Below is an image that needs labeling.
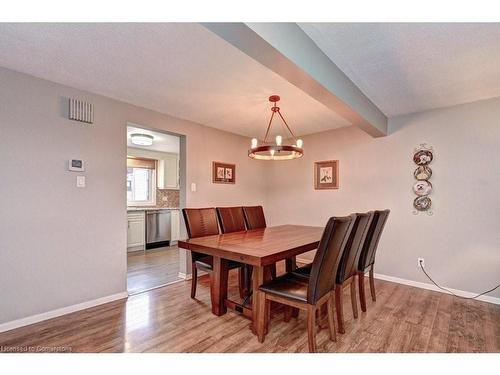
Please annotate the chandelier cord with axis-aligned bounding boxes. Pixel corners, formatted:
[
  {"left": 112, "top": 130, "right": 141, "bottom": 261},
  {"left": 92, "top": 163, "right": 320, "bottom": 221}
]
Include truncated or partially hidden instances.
[
  {"left": 263, "top": 100, "right": 297, "bottom": 144},
  {"left": 276, "top": 109, "right": 298, "bottom": 142},
  {"left": 263, "top": 110, "right": 275, "bottom": 143}
]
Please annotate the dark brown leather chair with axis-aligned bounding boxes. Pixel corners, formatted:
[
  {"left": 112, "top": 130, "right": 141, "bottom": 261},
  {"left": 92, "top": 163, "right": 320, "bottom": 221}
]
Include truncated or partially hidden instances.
[
  {"left": 216, "top": 206, "right": 252, "bottom": 298},
  {"left": 334, "top": 212, "right": 374, "bottom": 333},
  {"left": 243, "top": 205, "right": 293, "bottom": 275},
  {"left": 258, "top": 215, "right": 356, "bottom": 352},
  {"left": 292, "top": 212, "right": 374, "bottom": 334},
  {"left": 357, "top": 209, "right": 390, "bottom": 312},
  {"left": 217, "top": 206, "right": 247, "bottom": 233},
  {"left": 242, "top": 206, "right": 266, "bottom": 230},
  {"left": 182, "top": 208, "right": 244, "bottom": 299}
]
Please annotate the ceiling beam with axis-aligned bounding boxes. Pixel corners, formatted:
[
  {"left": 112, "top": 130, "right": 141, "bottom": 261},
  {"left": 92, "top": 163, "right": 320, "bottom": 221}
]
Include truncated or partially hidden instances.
[{"left": 203, "top": 22, "right": 387, "bottom": 137}]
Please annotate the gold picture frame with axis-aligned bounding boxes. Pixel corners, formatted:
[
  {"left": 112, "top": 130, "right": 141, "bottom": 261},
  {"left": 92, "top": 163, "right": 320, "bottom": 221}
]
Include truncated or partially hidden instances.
[{"left": 314, "top": 160, "right": 339, "bottom": 190}]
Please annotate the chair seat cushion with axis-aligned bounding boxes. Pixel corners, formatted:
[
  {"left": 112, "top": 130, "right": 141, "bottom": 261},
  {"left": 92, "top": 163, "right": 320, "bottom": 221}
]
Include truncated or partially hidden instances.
[
  {"left": 291, "top": 263, "right": 312, "bottom": 278},
  {"left": 194, "top": 256, "right": 243, "bottom": 271},
  {"left": 259, "top": 273, "right": 309, "bottom": 303}
]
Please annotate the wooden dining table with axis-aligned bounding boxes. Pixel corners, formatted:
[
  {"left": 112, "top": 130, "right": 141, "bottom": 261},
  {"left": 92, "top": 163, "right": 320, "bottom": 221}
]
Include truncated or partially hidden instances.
[{"left": 178, "top": 224, "right": 323, "bottom": 341}]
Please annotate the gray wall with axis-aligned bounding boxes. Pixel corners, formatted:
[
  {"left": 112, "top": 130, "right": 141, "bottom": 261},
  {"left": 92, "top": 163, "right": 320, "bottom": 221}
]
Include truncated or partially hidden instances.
[
  {"left": 1, "top": 65, "right": 499, "bottom": 326},
  {"left": 264, "top": 97, "right": 500, "bottom": 298},
  {"left": 0, "top": 67, "right": 267, "bottom": 324}
]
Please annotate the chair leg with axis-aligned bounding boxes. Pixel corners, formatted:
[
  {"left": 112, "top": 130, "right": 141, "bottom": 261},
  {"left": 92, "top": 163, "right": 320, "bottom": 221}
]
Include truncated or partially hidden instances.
[
  {"left": 285, "top": 256, "right": 297, "bottom": 272},
  {"left": 350, "top": 277, "right": 358, "bottom": 319},
  {"left": 246, "top": 266, "right": 253, "bottom": 294},
  {"left": 238, "top": 268, "right": 245, "bottom": 299},
  {"left": 369, "top": 265, "right": 376, "bottom": 302},
  {"left": 327, "top": 293, "right": 337, "bottom": 342},
  {"left": 334, "top": 285, "right": 345, "bottom": 334},
  {"left": 307, "top": 305, "right": 317, "bottom": 353},
  {"left": 284, "top": 306, "right": 292, "bottom": 322},
  {"left": 358, "top": 271, "right": 367, "bottom": 312},
  {"left": 190, "top": 263, "right": 198, "bottom": 299}
]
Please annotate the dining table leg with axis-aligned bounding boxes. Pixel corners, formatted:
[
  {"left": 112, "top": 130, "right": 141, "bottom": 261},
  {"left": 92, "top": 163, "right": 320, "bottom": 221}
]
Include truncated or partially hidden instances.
[
  {"left": 252, "top": 265, "right": 266, "bottom": 342},
  {"left": 210, "top": 256, "right": 228, "bottom": 316}
]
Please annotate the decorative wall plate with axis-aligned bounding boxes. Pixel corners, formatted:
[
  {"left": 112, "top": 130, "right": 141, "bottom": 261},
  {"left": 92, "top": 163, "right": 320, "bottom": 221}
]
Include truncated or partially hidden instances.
[
  {"left": 412, "top": 180, "right": 433, "bottom": 196},
  {"left": 413, "top": 150, "right": 433, "bottom": 165},
  {"left": 414, "top": 196, "right": 432, "bottom": 211},
  {"left": 414, "top": 166, "right": 432, "bottom": 180}
]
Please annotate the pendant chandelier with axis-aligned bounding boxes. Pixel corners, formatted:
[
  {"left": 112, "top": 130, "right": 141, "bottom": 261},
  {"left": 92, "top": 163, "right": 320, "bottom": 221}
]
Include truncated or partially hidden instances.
[{"left": 248, "top": 95, "right": 303, "bottom": 160}]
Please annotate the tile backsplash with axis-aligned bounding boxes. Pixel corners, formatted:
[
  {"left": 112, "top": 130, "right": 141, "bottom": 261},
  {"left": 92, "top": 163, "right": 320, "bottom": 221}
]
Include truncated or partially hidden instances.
[{"left": 155, "top": 188, "right": 180, "bottom": 208}]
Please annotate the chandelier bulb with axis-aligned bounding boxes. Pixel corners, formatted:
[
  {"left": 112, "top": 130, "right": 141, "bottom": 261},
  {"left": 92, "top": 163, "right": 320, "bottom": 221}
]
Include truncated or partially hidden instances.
[
  {"left": 296, "top": 139, "right": 303, "bottom": 148},
  {"left": 251, "top": 138, "right": 258, "bottom": 148},
  {"left": 275, "top": 135, "right": 282, "bottom": 146}
]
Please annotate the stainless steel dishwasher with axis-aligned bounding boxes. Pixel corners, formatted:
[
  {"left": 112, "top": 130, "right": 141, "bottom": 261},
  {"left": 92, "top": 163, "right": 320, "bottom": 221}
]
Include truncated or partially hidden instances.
[{"left": 146, "top": 210, "right": 171, "bottom": 249}]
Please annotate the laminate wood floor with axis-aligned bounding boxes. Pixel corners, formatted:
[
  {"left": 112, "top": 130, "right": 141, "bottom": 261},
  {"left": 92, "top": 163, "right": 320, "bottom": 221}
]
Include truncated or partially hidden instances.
[
  {"left": 127, "top": 246, "right": 181, "bottom": 294},
  {"left": 1, "top": 271, "right": 498, "bottom": 353}
]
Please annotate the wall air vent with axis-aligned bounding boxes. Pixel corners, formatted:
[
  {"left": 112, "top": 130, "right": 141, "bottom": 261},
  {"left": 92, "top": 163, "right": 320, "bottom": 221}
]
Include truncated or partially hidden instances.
[{"left": 68, "top": 98, "right": 94, "bottom": 124}]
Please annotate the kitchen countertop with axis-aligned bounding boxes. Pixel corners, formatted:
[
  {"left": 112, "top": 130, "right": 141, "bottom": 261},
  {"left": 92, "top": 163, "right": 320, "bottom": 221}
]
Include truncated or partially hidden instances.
[{"left": 127, "top": 207, "right": 180, "bottom": 211}]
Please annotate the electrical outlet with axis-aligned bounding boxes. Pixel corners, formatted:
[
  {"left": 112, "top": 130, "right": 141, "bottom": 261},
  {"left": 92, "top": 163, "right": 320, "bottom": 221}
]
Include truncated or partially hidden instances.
[{"left": 418, "top": 258, "right": 425, "bottom": 268}]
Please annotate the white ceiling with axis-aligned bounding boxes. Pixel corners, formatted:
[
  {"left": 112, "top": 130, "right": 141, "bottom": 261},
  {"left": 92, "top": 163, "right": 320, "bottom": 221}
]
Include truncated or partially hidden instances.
[
  {"left": 0, "top": 23, "right": 350, "bottom": 138},
  {"left": 2, "top": 23, "right": 500, "bottom": 133},
  {"left": 299, "top": 23, "right": 500, "bottom": 117},
  {"left": 127, "top": 125, "right": 180, "bottom": 154}
]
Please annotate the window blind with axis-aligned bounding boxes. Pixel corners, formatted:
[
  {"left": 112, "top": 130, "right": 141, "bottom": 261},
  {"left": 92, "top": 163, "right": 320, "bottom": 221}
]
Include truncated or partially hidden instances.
[{"left": 127, "top": 157, "right": 156, "bottom": 169}]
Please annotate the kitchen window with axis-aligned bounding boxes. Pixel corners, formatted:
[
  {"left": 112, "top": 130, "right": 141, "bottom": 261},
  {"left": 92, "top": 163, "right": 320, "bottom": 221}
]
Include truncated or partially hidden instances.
[{"left": 127, "top": 157, "right": 156, "bottom": 206}]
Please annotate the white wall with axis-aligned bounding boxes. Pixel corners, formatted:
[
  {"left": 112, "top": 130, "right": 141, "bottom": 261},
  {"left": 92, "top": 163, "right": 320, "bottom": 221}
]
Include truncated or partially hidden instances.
[
  {"left": 0, "top": 67, "right": 267, "bottom": 325},
  {"left": 264, "top": 97, "right": 500, "bottom": 298}
]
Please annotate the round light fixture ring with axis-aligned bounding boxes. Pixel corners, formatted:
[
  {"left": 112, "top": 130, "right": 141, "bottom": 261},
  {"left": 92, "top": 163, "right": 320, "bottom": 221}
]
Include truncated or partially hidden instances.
[
  {"left": 130, "top": 133, "right": 154, "bottom": 146},
  {"left": 248, "top": 145, "right": 304, "bottom": 160}
]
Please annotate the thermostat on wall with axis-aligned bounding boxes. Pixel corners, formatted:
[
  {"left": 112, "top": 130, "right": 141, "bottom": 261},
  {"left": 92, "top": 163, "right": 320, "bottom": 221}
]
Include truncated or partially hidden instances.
[{"left": 68, "top": 159, "right": 85, "bottom": 172}]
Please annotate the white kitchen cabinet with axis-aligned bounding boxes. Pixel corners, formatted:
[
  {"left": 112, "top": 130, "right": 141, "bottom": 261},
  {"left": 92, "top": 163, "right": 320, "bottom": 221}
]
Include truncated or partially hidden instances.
[
  {"left": 163, "top": 154, "right": 179, "bottom": 189},
  {"left": 155, "top": 154, "right": 179, "bottom": 190},
  {"left": 170, "top": 209, "right": 180, "bottom": 244},
  {"left": 127, "top": 211, "right": 145, "bottom": 252}
]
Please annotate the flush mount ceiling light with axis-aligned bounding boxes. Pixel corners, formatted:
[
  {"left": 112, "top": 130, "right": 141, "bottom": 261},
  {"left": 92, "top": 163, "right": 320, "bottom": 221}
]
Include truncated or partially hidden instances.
[
  {"left": 248, "top": 95, "right": 303, "bottom": 161},
  {"left": 130, "top": 133, "right": 154, "bottom": 146}
]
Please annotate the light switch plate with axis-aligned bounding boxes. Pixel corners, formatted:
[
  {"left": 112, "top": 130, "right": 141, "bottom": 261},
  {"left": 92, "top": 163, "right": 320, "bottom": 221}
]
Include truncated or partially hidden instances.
[
  {"left": 191, "top": 183, "right": 197, "bottom": 192},
  {"left": 76, "top": 175, "right": 86, "bottom": 188}
]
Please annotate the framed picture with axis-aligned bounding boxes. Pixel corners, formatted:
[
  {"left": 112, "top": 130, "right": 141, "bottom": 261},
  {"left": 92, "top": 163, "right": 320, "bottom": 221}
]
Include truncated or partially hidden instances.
[
  {"left": 212, "top": 161, "right": 236, "bottom": 184},
  {"left": 314, "top": 160, "right": 339, "bottom": 190}
]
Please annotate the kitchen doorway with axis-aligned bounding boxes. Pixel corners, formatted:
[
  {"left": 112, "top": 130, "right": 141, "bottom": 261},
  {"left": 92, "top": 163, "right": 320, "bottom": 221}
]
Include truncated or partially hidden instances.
[{"left": 126, "top": 124, "right": 185, "bottom": 295}]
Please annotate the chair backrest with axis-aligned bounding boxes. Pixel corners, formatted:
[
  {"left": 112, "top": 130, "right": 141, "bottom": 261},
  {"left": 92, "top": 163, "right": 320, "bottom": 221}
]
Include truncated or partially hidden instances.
[
  {"left": 307, "top": 215, "right": 356, "bottom": 304},
  {"left": 216, "top": 207, "right": 246, "bottom": 233},
  {"left": 242, "top": 206, "right": 267, "bottom": 230},
  {"left": 182, "top": 208, "right": 220, "bottom": 239},
  {"left": 335, "top": 212, "right": 374, "bottom": 284},
  {"left": 357, "top": 209, "right": 390, "bottom": 272}
]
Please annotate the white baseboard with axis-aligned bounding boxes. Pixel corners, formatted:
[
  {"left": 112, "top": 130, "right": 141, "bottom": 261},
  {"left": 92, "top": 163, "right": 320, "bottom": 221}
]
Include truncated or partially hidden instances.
[
  {"left": 178, "top": 271, "right": 192, "bottom": 280},
  {"left": 296, "top": 256, "right": 499, "bottom": 305},
  {"left": 373, "top": 273, "right": 500, "bottom": 305},
  {"left": 296, "top": 257, "right": 312, "bottom": 265},
  {"left": 0, "top": 292, "right": 128, "bottom": 333},
  {"left": 178, "top": 270, "right": 207, "bottom": 280}
]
